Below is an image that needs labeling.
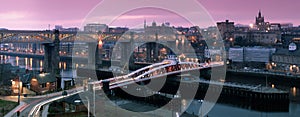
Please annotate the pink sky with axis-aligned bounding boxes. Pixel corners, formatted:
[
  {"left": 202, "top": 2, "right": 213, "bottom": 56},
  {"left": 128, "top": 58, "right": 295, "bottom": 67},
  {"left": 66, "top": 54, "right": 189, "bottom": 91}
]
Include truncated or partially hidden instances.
[{"left": 0, "top": 0, "right": 299, "bottom": 30}]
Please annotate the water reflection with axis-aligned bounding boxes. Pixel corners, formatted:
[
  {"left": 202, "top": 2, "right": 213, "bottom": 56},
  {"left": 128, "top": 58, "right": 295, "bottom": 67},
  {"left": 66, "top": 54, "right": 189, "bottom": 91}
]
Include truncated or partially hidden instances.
[
  {"left": 0, "top": 55, "right": 84, "bottom": 74},
  {"left": 292, "top": 87, "right": 297, "bottom": 97},
  {"left": 39, "top": 60, "right": 43, "bottom": 71},
  {"left": 16, "top": 56, "right": 19, "bottom": 66}
]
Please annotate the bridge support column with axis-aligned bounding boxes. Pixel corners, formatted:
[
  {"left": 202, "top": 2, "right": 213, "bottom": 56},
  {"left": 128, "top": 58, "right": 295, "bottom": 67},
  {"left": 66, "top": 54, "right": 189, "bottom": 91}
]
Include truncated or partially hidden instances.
[
  {"left": 96, "top": 44, "right": 102, "bottom": 68},
  {"left": 146, "top": 42, "right": 159, "bottom": 62},
  {"left": 88, "top": 43, "right": 97, "bottom": 69},
  {"left": 67, "top": 43, "right": 71, "bottom": 55},
  {"left": 167, "top": 41, "right": 176, "bottom": 55},
  {"left": 102, "top": 81, "right": 111, "bottom": 96},
  {"left": 32, "top": 43, "right": 37, "bottom": 54},
  {"left": 120, "top": 42, "right": 131, "bottom": 66},
  {"left": 43, "top": 43, "right": 52, "bottom": 72},
  {"left": 118, "top": 32, "right": 134, "bottom": 67},
  {"left": 146, "top": 43, "right": 152, "bottom": 62},
  {"left": 52, "top": 30, "right": 60, "bottom": 76},
  {"left": 153, "top": 33, "right": 159, "bottom": 62},
  {"left": 153, "top": 43, "right": 159, "bottom": 62},
  {"left": 88, "top": 42, "right": 103, "bottom": 69},
  {"left": 43, "top": 30, "right": 60, "bottom": 76}
]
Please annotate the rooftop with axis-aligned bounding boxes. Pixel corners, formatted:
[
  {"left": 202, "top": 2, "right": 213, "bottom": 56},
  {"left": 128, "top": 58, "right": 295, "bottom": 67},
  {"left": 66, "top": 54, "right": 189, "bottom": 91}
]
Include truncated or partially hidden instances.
[
  {"left": 32, "top": 73, "right": 56, "bottom": 84},
  {"left": 274, "top": 48, "right": 300, "bottom": 57}
]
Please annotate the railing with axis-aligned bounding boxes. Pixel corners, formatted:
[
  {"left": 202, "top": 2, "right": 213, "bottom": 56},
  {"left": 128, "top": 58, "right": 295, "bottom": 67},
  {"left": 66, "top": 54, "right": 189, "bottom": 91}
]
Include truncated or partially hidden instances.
[{"left": 90, "top": 61, "right": 224, "bottom": 89}]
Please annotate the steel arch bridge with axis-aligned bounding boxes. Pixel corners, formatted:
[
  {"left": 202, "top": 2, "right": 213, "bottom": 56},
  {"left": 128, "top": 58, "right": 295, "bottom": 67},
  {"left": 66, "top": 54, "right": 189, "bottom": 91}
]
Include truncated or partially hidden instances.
[{"left": 89, "top": 60, "right": 224, "bottom": 89}]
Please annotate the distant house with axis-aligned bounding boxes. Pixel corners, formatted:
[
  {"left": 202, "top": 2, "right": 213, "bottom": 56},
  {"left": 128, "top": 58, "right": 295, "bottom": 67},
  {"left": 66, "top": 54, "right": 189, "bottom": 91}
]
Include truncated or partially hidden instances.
[
  {"left": 270, "top": 43, "right": 300, "bottom": 74},
  {"left": 30, "top": 73, "right": 57, "bottom": 94},
  {"left": 10, "top": 68, "right": 58, "bottom": 95}
]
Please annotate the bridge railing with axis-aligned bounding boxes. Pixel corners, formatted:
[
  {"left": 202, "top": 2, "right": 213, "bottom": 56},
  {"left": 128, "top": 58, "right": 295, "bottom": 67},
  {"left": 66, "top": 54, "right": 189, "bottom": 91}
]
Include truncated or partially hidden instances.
[{"left": 90, "top": 61, "right": 224, "bottom": 90}]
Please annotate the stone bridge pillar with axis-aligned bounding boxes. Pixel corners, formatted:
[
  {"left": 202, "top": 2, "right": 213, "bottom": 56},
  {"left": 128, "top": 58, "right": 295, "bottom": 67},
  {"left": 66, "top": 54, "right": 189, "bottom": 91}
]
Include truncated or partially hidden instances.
[
  {"left": 146, "top": 42, "right": 159, "bottom": 62},
  {"left": 32, "top": 43, "right": 37, "bottom": 54},
  {"left": 43, "top": 30, "right": 60, "bottom": 76},
  {"left": 120, "top": 42, "right": 131, "bottom": 66},
  {"left": 153, "top": 33, "right": 159, "bottom": 62},
  {"left": 167, "top": 41, "right": 176, "bottom": 55},
  {"left": 87, "top": 42, "right": 102, "bottom": 69},
  {"left": 67, "top": 43, "right": 71, "bottom": 55},
  {"left": 88, "top": 42, "right": 97, "bottom": 69},
  {"left": 146, "top": 43, "right": 153, "bottom": 62},
  {"left": 43, "top": 43, "right": 52, "bottom": 72},
  {"left": 96, "top": 44, "right": 102, "bottom": 68},
  {"left": 119, "top": 32, "right": 134, "bottom": 67}
]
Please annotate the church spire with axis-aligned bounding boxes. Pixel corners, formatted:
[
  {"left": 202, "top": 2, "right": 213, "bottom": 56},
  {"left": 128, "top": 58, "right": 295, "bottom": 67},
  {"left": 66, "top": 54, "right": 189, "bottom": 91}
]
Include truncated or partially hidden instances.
[
  {"left": 144, "top": 19, "right": 147, "bottom": 29},
  {"left": 258, "top": 10, "right": 262, "bottom": 18}
]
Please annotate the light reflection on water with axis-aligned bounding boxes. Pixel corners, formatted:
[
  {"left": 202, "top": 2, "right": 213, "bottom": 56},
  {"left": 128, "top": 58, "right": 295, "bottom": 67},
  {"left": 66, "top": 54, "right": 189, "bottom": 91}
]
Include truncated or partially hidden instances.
[
  {"left": 0, "top": 55, "right": 86, "bottom": 71},
  {"left": 0, "top": 55, "right": 82, "bottom": 77},
  {"left": 0, "top": 55, "right": 85, "bottom": 89}
]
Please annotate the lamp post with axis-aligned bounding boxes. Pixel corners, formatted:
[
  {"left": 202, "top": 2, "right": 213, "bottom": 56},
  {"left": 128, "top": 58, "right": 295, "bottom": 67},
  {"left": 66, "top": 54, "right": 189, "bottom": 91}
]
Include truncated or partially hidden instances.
[
  {"left": 16, "top": 75, "right": 21, "bottom": 105},
  {"left": 86, "top": 96, "right": 90, "bottom": 117},
  {"left": 93, "top": 84, "right": 96, "bottom": 116},
  {"left": 15, "top": 69, "right": 21, "bottom": 105}
]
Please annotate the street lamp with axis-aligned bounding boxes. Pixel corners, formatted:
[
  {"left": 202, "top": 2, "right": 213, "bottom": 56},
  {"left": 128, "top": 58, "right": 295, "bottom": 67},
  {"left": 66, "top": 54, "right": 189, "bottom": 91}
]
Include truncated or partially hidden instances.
[
  {"left": 85, "top": 97, "right": 90, "bottom": 117},
  {"left": 17, "top": 76, "right": 20, "bottom": 105},
  {"left": 11, "top": 79, "right": 20, "bottom": 104}
]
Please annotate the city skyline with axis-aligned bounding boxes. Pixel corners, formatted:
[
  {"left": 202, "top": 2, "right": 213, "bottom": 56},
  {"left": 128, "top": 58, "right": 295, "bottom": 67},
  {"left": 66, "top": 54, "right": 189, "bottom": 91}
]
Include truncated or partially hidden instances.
[
  {"left": 0, "top": 0, "right": 300, "bottom": 30},
  {"left": 1, "top": 1, "right": 300, "bottom": 116}
]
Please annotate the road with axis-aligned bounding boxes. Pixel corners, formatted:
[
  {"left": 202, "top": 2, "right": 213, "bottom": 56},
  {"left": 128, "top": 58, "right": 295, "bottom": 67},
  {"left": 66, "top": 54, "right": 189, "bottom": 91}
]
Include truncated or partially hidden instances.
[{"left": 5, "top": 87, "right": 83, "bottom": 117}]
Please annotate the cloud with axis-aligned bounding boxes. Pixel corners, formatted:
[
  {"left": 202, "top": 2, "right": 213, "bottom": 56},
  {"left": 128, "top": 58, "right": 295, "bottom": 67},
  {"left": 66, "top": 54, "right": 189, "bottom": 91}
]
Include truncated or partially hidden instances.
[{"left": 0, "top": 11, "right": 28, "bottom": 21}]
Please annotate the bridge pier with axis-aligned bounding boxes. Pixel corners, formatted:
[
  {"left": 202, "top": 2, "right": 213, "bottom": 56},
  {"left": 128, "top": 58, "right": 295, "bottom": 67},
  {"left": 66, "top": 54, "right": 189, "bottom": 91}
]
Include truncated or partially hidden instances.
[
  {"left": 154, "top": 33, "right": 159, "bottom": 62},
  {"left": 32, "top": 43, "right": 37, "bottom": 54},
  {"left": 96, "top": 44, "right": 102, "bottom": 68},
  {"left": 43, "top": 43, "right": 51, "bottom": 72},
  {"left": 146, "top": 42, "right": 160, "bottom": 62},
  {"left": 146, "top": 34, "right": 160, "bottom": 62},
  {"left": 119, "top": 32, "right": 134, "bottom": 67},
  {"left": 87, "top": 43, "right": 97, "bottom": 69},
  {"left": 43, "top": 30, "right": 60, "bottom": 76},
  {"left": 120, "top": 42, "right": 132, "bottom": 66},
  {"left": 87, "top": 42, "right": 103, "bottom": 69},
  {"left": 67, "top": 43, "right": 71, "bottom": 55},
  {"left": 167, "top": 41, "right": 176, "bottom": 55}
]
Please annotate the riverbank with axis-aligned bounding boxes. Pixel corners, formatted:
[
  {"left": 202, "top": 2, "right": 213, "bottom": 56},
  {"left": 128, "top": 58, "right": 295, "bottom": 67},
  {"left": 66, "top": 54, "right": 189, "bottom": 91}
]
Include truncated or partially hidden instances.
[{"left": 226, "top": 69, "right": 300, "bottom": 88}]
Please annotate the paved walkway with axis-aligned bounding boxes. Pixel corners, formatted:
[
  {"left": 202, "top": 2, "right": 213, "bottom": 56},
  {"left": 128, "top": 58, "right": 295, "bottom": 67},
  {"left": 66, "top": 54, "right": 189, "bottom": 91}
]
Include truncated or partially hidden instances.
[{"left": 3, "top": 87, "right": 83, "bottom": 117}]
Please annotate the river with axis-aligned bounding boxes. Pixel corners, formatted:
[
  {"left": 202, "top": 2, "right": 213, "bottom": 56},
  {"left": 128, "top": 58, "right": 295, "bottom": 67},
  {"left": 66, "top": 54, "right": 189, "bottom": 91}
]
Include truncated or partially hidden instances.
[{"left": 1, "top": 55, "right": 300, "bottom": 116}]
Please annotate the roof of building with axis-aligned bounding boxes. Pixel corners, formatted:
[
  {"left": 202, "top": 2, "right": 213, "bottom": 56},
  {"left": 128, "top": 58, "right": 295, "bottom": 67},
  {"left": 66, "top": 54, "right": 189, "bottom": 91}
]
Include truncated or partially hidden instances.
[
  {"left": 33, "top": 73, "right": 57, "bottom": 84},
  {"left": 20, "top": 73, "right": 33, "bottom": 84},
  {"left": 273, "top": 48, "right": 300, "bottom": 57}
]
